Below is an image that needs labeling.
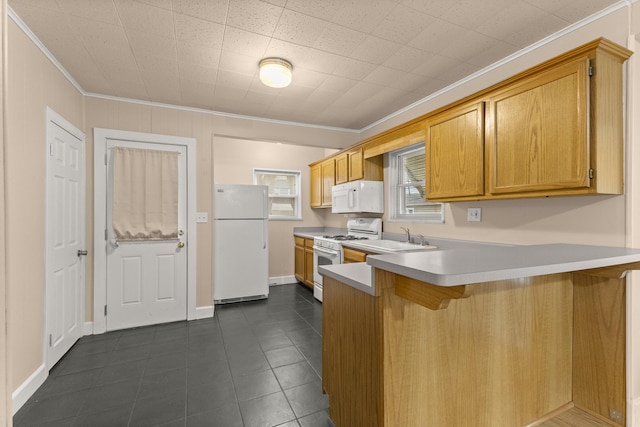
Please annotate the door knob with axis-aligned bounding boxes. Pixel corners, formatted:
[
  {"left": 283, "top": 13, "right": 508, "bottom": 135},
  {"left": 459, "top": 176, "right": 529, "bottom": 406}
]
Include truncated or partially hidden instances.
[
  {"left": 177, "top": 241, "right": 185, "bottom": 248},
  {"left": 77, "top": 250, "right": 88, "bottom": 257}
]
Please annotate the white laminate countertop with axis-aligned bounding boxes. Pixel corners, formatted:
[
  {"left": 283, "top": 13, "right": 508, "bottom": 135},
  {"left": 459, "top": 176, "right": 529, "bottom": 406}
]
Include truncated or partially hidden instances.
[
  {"left": 318, "top": 263, "right": 374, "bottom": 296},
  {"left": 319, "top": 243, "right": 640, "bottom": 296},
  {"left": 366, "top": 243, "right": 640, "bottom": 287}
]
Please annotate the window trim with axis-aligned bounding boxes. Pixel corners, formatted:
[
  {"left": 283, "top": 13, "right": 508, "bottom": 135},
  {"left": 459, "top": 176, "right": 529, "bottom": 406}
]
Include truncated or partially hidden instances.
[
  {"left": 253, "top": 168, "right": 302, "bottom": 221},
  {"left": 388, "top": 143, "right": 444, "bottom": 223}
]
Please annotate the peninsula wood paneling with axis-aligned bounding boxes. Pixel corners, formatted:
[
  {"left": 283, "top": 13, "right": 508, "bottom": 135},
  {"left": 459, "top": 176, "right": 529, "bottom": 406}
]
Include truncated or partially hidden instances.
[
  {"left": 538, "top": 405, "right": 618, "bottom": 427},
  {"left": 379, "top": 271, "right": 573, "bottom": 427},
  {"left": 322, "top": 276, "right": 383, "bottom": 427},
  {"left": 572, "top": 273, "right": 626, "bottom": 426}
]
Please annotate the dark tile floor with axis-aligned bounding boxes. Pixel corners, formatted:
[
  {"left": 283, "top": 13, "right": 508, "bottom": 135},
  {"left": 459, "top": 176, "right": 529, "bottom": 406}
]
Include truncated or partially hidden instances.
[{"left": 14, "top": 283, "right": 332, "bottom": 427}]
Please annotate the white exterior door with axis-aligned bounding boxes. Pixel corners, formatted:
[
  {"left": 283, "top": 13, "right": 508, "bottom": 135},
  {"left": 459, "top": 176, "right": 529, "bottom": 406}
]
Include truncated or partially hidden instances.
[
  {"left": 45, "top": 110, "right": 85, "bottom": 369},
  {"left": 105, "top": 140, "right": 187, "bottom": 331}
]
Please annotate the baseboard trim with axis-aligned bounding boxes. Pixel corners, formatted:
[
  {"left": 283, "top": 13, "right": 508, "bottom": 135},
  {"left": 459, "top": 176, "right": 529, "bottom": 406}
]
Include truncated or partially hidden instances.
[
  {"left": 13, "top": 364, "right": 47, "bottom": 414},
  {"left": 83, "top": 321, "right": 93, "bottom": 336},
  {"left": 196, "top": 305, "right": 214, "bottom": 319},
  {"left": 269, "top": 275, "right": 297, "bottom": 286},
  {"left": 629, "top": 397, "right": 640, "bottom": 426}
]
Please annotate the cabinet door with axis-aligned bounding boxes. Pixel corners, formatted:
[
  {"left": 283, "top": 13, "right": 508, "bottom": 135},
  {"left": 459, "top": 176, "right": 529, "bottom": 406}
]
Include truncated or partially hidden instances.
[
  {"left": 321, "top": 159, "right": 335, "bottom": 207},
  {"left": 487, "top": 57, "right": 590, "bottom": 194},
  {"left": 343, "top": 247, "right": 368, "bottom": 263},
  {"left": 304, "top": 246, "right": 314, "bottom": 287},
  {"left": 310, "top": 163, "right": 321, "bottom": 208},
  {"left": 426, "top": 101, "right": 485, "bottom": 199},
  {"left": 335, "top": 153, "right": 348, "bottom": 184},
  {"left": 294, "top": 241, "right": 305, "bottom": 282},
  {"left": 348, "top": 147, "right": 364, "bottom": 181}
]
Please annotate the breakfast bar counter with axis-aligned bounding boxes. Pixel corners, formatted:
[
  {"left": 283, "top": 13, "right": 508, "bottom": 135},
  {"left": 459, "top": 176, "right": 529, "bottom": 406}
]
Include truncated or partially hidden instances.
[{"left": 320, "top": 243, "right": 640, "bottom": 427}]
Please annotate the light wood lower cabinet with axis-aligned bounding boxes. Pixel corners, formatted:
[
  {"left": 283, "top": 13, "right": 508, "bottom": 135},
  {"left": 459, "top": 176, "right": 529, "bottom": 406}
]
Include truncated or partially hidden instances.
[
  {"left": 323, "top": 267, "right": 629, "bottom": 427},
  {"left": 342, "top": 247, "right": 372, "bottom": 264},
  {"left": 294, "top": 236, "right": 314, "bottom": 289},
  {"left": 304, "top": 241, "right": 314, "bottom": 287}
]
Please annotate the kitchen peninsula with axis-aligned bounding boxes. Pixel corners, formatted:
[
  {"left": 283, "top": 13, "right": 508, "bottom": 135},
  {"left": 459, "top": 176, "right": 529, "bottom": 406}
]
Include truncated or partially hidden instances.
[{"left": 320, "top": 243, "right": 640, "bottom": 427}]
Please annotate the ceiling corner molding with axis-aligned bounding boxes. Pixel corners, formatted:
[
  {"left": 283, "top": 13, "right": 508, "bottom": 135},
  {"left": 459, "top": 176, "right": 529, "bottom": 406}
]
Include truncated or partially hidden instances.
[
  {"left": 9, "top": 4, "right": 358, "bottom": 136},
  {"left": 84, "top": 92, "right": 359, "bottom": 134},
  {"left": 8, "top": 1, "right": 634, "bottom": 138},
  {"left": 359, "top": 0, "right": 634, "bottom": 133},
  {"left": 8, "top": 6, "right": 85, "bottom": 95}
]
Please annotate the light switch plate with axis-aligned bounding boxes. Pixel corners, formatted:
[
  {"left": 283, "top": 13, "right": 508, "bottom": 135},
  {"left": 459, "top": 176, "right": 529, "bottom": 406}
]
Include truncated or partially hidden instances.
[
  {"left": 196, "top": 212, "right": 208, "bottom": 223},
  {"left": 467, "top": 208, "right": 481, "bottom": 222}
]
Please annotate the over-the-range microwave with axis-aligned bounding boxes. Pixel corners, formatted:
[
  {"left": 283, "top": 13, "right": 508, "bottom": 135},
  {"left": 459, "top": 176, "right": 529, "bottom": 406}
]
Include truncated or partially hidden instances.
[{"left": 331, "top": 180, "right": 384, "bottom": 214}]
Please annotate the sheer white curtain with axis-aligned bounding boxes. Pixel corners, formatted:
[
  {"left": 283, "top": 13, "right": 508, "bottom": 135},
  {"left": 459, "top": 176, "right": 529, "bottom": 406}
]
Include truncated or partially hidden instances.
[{"left": 112, "top": 147, "right": 179, "bottom": 241}]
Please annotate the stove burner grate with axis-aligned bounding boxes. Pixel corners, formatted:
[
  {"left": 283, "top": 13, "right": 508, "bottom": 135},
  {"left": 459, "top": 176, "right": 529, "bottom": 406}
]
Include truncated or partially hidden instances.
[{"left": 322, "top": 235, "right": 369, "bottom": 241}]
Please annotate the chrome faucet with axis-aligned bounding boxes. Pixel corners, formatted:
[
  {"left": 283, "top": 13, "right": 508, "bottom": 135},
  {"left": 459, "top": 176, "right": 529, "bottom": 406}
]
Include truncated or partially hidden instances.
[
  {"left": 400, "top": 227, "right": 410, "bottom": 243},
  {"left": 417, "top": 234, "right": 429, "bottom": 246}
]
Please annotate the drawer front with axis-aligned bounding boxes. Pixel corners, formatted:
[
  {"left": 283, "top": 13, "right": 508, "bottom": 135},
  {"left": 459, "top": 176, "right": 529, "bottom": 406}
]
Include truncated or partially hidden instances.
[
  {"left": 343, "top": 247, "right": 368, "bottom": 263},
  {"left": 305, "top": 238, "right": 315, "bottom": 248},
  {"left": 294, "top": 236, "right": 305, "bottom": 247}
]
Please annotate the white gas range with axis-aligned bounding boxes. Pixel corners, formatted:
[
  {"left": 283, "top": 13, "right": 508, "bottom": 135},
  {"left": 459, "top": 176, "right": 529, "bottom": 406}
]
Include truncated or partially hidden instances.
[{"left": 313, "top": 218, "right": 382, "bottom": 302}]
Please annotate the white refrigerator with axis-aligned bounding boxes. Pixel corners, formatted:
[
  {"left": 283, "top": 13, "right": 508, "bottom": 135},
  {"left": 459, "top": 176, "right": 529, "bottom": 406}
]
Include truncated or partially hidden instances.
[{"left": 213, "top": 184, "right": 269, "bottom": 303}]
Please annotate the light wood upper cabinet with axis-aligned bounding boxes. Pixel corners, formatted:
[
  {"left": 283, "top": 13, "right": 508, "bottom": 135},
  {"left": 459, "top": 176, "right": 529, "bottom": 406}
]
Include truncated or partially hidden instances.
[
  {"left": 321, "top": 158, "right": 335, "bottom": 207},
  {"left": 335, "top": 153, "right": 348, "bottom": 184},
  {"left": 487, "top": 57, "right": 590, "bottom": 195},
  {"left": 426, "top": 101, "right": 485, "bottom": 199},
  {"left": 309, "top": 163, "right": 321, "bottom": 208},
  {"left": 426, "top": 38, "right": 630, "bottom": 202},
  {"left": 347, "top": 147, "right": 364, "bottom": 181},
  {"left": 311, "top": 39, "right": 630, "bottom": 204},
  {"left": 310, "top": 146, "right": 382, "bottom": 208},
  {"left": 309, "top": 159, "right": 334, "bottom": 209}
]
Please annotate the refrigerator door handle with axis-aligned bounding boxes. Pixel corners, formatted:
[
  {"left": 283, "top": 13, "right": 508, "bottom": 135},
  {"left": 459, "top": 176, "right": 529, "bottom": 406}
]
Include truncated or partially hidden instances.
[
  {"left": 263, "top": 187, "right": 268, "bottom": 219},
  {"left": 263, "top": 220, "right": 268, "bottom": 249}
]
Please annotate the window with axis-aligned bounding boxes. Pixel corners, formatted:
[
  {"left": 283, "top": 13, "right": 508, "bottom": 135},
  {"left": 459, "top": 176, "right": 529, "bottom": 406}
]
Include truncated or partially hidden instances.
[
  {"left": 388, "top": 144, "right": 444, "bottom": 223},
  {"left": 253, "top": 168, "right": 302, "bottom": 220}
]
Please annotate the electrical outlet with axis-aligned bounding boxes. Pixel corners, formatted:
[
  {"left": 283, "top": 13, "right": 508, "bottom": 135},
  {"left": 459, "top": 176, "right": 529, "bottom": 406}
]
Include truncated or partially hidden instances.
[
  {"left": 467, "top": 207, "right": 481, "bottom": 222},
  {"left": 609, "top": 408, "right": 622, "bottom": 422},
  {"left": 196, "top": 212, "right": 208, "bottom": 223}
]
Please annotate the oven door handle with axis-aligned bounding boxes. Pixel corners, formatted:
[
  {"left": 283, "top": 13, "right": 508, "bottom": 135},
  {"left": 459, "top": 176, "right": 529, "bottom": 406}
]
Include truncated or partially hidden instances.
[{"left": 313, "top": 246, "right": 341, "bottom": 256}]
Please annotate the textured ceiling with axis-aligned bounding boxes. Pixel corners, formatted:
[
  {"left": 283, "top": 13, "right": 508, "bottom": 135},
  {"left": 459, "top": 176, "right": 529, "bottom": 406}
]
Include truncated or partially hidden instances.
[{"left": 8, "top": 0, "right": 622, "bottom": 130}]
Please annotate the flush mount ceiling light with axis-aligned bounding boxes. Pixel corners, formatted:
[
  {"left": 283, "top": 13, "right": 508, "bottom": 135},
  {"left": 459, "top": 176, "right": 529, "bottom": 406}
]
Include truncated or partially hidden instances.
[{"left": 259, "top": 58, "right": 293, "bottom": 88}]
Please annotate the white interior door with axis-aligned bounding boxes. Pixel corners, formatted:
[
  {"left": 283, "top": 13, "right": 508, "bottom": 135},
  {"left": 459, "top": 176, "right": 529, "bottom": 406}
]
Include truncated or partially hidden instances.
[
  {"left": 105, "top": 141, "right": 187, "bottom": 331},
  {"left": 45, "top": 110, "right": 85, "bottom": 369}
]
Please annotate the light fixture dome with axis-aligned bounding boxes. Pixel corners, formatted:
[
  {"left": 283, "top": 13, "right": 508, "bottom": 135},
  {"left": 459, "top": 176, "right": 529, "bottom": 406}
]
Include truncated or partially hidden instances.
[{"left": 259, "top": 58, "right": 293, "bottom": 88}]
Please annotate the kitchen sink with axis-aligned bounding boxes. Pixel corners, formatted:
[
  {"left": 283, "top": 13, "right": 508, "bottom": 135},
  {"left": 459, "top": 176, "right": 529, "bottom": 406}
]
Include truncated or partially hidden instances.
[{"left": 350, "top": 240, "right": 437, "bottom": 252}]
